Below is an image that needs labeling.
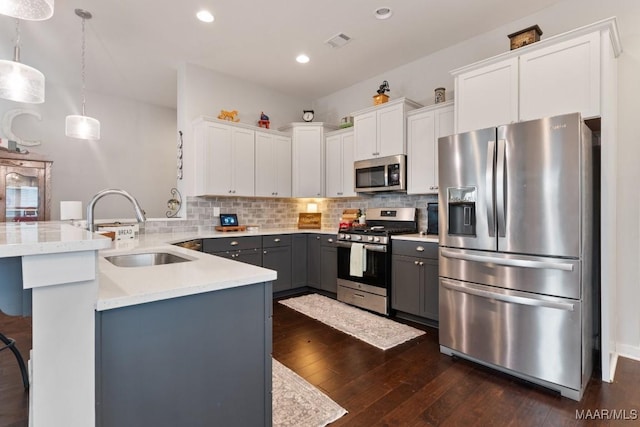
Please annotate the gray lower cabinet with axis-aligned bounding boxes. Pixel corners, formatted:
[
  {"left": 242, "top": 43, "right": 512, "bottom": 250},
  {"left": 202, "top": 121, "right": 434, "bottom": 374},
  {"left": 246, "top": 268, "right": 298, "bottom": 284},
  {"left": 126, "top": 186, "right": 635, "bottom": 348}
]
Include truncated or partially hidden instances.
[
  {"left": 95, "top": 282, "right": 273, "bottom": 427},
  {"left": 307, "top": 234, "right": 322, "bottom": 288},
  {"left": 392, "top": 241, "right": 439, "bottom": 321},
  {"left": 305, "top": 234, "right": 337, "bottom": 293},
  {"left": 292, "top": 234, "right": 307, "bottom": 288},
  {"left": 262, "top": 235, "right": 292, "bottom": 292},
  {"left": 203, "top": 236, "right": 262, "bottom": 267},
  {"left": 320, "top": 236, "right": 338, "bottom": 293}
]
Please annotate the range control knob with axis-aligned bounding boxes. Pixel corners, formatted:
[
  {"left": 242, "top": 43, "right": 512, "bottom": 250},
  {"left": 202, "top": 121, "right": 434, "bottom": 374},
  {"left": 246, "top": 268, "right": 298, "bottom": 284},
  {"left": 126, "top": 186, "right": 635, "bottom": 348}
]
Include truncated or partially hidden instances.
[
  {"left": 354, "top": 235, "right": 362, "bottom": 241},
  {"left": 338, "top": 233, "right": 345, "bottom": 239},
  {"left": 345, "top": 234, "right": 351, "bottom": 240},
  {"left": 373, "top": 237, "right": 380, "bottom": 243},
  {"left": 367, "top": 236, "right": 374, "bottom": 242}
]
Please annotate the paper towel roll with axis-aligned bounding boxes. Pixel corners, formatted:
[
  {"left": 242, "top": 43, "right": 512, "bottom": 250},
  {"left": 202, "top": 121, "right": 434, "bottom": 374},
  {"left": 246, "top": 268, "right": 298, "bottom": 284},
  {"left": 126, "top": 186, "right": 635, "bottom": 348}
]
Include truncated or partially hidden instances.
[{"left": 60, "top": 201, "right": 82, "bottom": 220}]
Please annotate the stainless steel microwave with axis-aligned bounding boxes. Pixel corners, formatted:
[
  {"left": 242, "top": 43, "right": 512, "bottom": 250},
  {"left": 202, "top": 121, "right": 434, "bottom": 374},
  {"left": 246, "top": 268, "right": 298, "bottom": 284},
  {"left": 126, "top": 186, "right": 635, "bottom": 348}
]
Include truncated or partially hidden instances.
[{"left": 354, "top": 154, "right": 406, "bottom": 193}]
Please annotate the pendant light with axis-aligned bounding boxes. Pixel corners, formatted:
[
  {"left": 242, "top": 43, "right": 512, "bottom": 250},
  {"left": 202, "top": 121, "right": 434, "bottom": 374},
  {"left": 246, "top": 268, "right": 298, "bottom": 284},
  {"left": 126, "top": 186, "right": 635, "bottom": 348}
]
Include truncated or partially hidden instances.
[
  {"left": 0, "top": 19, "right": 45, "bottom": 103},
  {"left": 65, "top": 9, "right": 100, "bottom": 140},
  {"left": 0, "top": 0, "right": 54, "bottom": 21}
]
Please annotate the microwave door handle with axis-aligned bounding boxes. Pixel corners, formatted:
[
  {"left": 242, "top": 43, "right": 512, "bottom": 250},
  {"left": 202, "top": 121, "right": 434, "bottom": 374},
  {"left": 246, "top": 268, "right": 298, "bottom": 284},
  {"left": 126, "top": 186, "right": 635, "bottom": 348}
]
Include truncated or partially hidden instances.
[
  {"left": 496, "top": 139, "right": 506, "bottom": 237},
  {"left": 486, "top": 140, "right": 496, "bottom": 237}
]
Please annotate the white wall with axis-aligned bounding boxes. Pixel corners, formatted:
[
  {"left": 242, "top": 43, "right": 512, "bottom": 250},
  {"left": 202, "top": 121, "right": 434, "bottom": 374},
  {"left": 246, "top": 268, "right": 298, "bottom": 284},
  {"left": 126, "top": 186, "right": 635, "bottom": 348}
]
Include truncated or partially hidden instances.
[
  {"left": 0, "top": 84, "right": 177, "bottom": 219},
  {"left": 176, "top": 63, "right": 310, "bottom": 199},
  {"left": 313, "top": 0, "right": 640, "bottom": 361}
]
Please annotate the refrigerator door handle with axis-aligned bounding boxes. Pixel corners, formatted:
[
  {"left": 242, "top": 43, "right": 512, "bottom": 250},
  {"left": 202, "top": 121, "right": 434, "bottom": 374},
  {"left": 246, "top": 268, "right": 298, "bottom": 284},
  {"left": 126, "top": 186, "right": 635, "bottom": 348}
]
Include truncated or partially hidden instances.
[
  {"left": 496, "top": 139, "right": 506, "bottom": 237},
  {"left": 441, "top": 249, "right": 574, "bottom": 271},
  {"left": 440, "top": 278, "right": 575, "bottom": 311},
  {"left": 486, "top": 140, "right": 496, "bottom": 237}
]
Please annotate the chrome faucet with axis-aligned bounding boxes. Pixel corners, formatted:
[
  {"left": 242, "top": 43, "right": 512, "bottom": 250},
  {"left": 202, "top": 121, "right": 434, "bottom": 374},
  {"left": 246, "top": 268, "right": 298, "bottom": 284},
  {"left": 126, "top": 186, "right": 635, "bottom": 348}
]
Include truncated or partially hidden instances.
[{"left": 86, "top": 189, "right": 146, "bottom": 232}]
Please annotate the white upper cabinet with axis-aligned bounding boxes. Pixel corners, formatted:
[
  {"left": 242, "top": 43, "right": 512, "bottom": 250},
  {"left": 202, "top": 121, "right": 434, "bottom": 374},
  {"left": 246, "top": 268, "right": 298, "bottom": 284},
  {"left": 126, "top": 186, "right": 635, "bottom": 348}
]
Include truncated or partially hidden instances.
[
  {"left": 353, "top": 98, "right": 421, "bottom": 161},
  {"left": 454, "top": 58, "right": 518, "bottom": 133},
  {"left": 453, "top": 19, "right": 621, "bottom": 133},
  {"left": 255, "top": 131, "right": 292, "bottom": 198},
  {"left": 325, "top": 128, "right": 356, "bottom": 198},
  {"left": 519, "top": 32, "right": 601, "bottom": 121},
  {"left": 194, "top": 120, "right": 255, "bottom": 196},
  {"left": 285, "top": 123, "right": 337, "bottom": 198},
  {"left": 407, "top": 102, "right": 454, "bottom": 194}
]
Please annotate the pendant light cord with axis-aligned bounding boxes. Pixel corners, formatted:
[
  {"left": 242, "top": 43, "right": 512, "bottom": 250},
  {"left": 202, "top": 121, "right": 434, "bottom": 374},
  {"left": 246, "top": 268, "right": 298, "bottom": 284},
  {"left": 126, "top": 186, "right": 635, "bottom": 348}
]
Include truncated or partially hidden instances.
[
  {"left": 80, "top": 15, "right": 86, "bottom": 116},
  {"left": 13, "top": 19, "right": 21, "bottom": 62}
]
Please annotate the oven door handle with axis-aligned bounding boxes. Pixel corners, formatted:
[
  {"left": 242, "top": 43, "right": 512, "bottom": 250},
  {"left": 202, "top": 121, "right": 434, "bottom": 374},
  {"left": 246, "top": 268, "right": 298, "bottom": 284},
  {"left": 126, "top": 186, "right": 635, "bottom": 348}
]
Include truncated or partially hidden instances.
[{"left": 335, "top": 241, "right": 387, "bottom": 253}]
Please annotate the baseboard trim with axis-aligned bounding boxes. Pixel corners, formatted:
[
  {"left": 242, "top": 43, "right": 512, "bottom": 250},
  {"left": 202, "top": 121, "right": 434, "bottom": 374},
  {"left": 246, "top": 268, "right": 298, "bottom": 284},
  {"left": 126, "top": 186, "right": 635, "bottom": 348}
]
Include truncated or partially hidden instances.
[{"left": 617, "top": 344, "right": 640, "bottom": 362}]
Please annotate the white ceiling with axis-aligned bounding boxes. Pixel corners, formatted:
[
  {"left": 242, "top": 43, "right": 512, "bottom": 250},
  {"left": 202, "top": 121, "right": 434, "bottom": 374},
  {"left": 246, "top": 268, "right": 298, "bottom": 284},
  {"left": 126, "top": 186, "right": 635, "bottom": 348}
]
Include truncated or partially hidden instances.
[{"left": 0, "top": 0, "right": 568, "bottom": 109}]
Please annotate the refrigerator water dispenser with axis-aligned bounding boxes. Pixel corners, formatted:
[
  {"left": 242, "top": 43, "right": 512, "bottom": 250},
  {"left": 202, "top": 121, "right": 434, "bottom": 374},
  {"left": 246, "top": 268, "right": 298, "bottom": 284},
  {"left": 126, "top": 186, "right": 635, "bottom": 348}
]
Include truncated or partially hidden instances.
[{"left": 447, "top": 187, "right": 476, "bottom": 236}]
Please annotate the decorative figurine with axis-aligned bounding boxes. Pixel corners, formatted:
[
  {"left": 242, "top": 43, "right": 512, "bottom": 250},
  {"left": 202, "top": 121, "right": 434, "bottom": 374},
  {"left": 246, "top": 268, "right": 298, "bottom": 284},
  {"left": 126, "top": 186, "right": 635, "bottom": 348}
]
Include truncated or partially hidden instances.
[
  {"left": 258, "top": 112, "right": 270, "bottom": 129},
  {"left": 373, "top": 80, "right": 390, "bottom": 105},
  {"left": 217, "top": 109, "right": 240, "bottom": 122},
  {"left": 435, "top": 87, "right": 446, "bottom": 104}
]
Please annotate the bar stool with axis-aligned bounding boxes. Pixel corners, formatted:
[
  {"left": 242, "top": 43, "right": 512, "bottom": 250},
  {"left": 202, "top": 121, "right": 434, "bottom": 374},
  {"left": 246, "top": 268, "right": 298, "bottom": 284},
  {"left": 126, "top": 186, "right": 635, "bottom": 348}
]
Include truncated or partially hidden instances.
[{"left": 0, "top": 332, "right": 29, "bottom": 390}]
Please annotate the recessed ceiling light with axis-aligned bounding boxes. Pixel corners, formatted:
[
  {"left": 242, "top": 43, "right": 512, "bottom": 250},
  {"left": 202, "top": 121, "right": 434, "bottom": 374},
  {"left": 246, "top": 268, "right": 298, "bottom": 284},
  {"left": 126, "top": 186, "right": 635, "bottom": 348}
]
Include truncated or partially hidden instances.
[
  {"left": 374, "top": 7, "right": 393, "bottom": 20},
  {"left": 196, "top": 10, "right": 214, "bottom": 23},
  {"left": 296, "top": 54, "right": 310, "bottom": 64}
]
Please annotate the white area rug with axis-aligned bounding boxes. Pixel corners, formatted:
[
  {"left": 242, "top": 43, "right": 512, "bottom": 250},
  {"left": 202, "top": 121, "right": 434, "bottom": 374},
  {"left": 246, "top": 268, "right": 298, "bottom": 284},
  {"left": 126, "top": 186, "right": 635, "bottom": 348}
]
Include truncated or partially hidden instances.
[
  {"left": 279, "top": 293, "right": 425, "bottom": 350},
  {"left": 273, "top": 359, "right": 347, "bottom": 427}
]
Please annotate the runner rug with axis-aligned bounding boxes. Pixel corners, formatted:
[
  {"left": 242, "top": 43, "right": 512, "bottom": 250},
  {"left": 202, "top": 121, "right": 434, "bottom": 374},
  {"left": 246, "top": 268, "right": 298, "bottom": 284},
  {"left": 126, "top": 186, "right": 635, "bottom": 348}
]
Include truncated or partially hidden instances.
[
  {"left": 273, "top": 358, "right": 347, "bottom": 426},
  {"left": 278, "top": 293, "right": 425, "bottom": 350}
]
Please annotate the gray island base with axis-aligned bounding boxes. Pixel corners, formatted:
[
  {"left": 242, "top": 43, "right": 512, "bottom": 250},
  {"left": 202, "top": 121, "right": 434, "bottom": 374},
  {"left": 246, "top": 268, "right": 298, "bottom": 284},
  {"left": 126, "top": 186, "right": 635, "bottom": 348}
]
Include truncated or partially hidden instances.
[{"left": 95, "top": 281, "right": 273, "bottom": 427}]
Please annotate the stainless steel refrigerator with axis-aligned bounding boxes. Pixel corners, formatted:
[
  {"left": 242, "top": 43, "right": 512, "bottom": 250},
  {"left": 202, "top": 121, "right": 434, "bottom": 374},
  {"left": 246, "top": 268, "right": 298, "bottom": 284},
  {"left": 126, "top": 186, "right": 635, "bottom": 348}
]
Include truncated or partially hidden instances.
[{"left": 437, "top": 112, "right": 593, "bottom": 401}]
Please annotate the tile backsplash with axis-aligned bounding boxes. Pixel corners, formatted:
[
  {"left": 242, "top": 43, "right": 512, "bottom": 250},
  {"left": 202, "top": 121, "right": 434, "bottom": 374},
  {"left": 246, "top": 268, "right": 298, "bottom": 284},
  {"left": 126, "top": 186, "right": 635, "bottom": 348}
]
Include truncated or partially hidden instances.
[{"left": 144, "top": 193, "right": 438, "bottom": 234}]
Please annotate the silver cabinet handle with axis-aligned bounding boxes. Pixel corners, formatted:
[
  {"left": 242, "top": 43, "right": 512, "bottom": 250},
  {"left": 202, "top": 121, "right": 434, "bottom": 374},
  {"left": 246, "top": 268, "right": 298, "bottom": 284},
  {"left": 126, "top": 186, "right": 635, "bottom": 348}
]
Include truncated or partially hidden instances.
[
  {"left": 274, "top": 238, "right": 281, "bottom": 242},
  {"left": 230, "top": 241, "right": 239, "bottom": 246},
  {"left": 441, "top": 249, "right": 574, "bottom": 271},
  {"left": 414, "top": 260, "right": 419, "bottom": 265},
  {"left": 419, "top": 261, "right": 424, "bottom": 266},
  {"left": 263, "top": 250, "right": 267, "bottom": 254},
  {"left": 416, "top": 246, "right": 424, "bottom": 252},
  {"left": 316, "top": 236, "right": 320, "bottom": 240},
  {"left": 327, "top": 238, "right": 334, "bottom": 243},
  {"left": 441, "top": 278, "right": 575, "bottom": 311}
]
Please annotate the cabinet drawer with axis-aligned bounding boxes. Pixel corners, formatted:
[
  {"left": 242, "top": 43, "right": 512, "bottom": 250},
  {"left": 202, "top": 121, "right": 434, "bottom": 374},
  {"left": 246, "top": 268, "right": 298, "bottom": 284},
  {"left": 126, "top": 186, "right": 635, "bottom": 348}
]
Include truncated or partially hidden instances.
[
  {"left": 262, "top": 234, "right": 292, "bottom": 248},
  {"left": 203, "top": 236, "right": 262, "bottom": 253},
  {"left": 392, "top": 241, "right": 438, "bottom": 259}
]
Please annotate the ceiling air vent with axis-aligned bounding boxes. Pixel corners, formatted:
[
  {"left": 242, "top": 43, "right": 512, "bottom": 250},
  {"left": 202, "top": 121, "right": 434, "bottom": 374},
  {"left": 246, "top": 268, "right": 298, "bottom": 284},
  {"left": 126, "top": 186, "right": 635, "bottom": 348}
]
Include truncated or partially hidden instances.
[{"left": 325, "top": 33, "right": 352, "bottom": 48}]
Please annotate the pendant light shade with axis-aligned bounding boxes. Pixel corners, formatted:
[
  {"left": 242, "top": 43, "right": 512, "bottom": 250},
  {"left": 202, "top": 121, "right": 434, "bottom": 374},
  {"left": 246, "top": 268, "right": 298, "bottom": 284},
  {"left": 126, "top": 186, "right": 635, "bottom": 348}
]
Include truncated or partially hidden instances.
[
  {"left": 0, "top": 0, "right": 54, "bottom": 21},
  {"left": 65, "top": 114, "right": 100, "bottom": 140},
  {"left": 0, "top": 20, "right": 45, "bottom": 103},
  {"left": 66, "top": 9, "right": 100, "bottom": 141}
]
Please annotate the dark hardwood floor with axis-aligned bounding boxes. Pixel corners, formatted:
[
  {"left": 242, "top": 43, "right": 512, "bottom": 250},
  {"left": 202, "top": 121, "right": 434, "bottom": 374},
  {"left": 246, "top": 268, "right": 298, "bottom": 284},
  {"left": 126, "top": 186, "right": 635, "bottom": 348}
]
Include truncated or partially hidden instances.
[{"left": 1, "top": 297, "right": 639, "bottom": 426}]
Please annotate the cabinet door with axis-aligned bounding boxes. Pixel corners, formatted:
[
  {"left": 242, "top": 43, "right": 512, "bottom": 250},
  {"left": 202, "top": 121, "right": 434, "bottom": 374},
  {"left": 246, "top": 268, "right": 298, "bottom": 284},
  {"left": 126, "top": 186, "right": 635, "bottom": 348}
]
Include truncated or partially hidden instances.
[
  {"left": 236, "top": 249, "right": 262, "bottom": 267},
  {"left": 255, "top": 131, "right": 277, "bottom": 197},
  {"left": 519, "top": 32, "right": 600, "bottom": 121},
  {"left": 377, "top": 103, "right": 405, "bottom": 158},
  {"left": 391, "top": 255, "right": 421, "bottom": 315},
  {"left": 354, "top": 111, "right": 377, "bottom": 161},
  {"left": 292, "top": 127, "right": 323, "bottom": 197},
  {"left": 341, "top": 132, "right": 356, "bottom": 197},
  {"left": 292, "top": 235, "right": 307, "bottom": 288},
  {"left": 307, "top": 234, "right": 321, "bottom": 288},
  {"left": 407, "top": 110, "right": 435, "bottom": 195},
  {"left": 263, "top": 246, "right": 292, "bottom": 293},
  {"left": 325, "top": 134, "right": 343, "bottom": 198},
  {"left": 433, "top": 105, "right": 454, "bottom": 192},
  {"left": 420, "top": 259, "right": 439, "bottom": 320},
  {"left": 274, "top": 135, "right": 292, "bottom": 197},
  {"left": 196, "top": 123, "right": 232, "bottom": 195},
  {"left": 455, "top": 57, "right": 519, "bottom": 133},
  {"left": 231, "top": 127, "right": 255, "bottom": 196},
  {"left": 320, "top": 245, "right": 337, "bottom": 293},
  {"left": 1, "top": 164, "right": 46, "bottom": 222}
]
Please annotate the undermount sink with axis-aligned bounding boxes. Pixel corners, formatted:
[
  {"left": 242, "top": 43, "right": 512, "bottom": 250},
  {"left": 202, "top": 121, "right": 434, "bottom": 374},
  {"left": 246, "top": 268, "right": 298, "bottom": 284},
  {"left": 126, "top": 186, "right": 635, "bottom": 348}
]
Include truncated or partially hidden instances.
[{"left": 105, "top": 252, "right": 192, "bottom": 268}]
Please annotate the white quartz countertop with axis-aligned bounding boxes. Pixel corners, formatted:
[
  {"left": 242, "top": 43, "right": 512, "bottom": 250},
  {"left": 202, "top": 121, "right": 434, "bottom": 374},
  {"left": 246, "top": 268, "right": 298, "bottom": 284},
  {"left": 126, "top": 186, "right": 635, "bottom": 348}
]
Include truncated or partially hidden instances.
[
  {"left": 0, "top": 222, "right": 111, "bottom": 258},
  {"left": 391, "top": 233, "right": 439, "bottom": 244},
  {"left": 96, "top": 227, "right": 337, "bottom": 311}
]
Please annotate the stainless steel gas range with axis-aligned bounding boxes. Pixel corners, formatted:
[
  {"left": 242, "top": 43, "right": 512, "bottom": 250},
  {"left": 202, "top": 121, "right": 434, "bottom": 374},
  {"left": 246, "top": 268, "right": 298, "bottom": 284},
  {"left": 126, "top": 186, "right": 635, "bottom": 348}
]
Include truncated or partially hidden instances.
[{"left": 336, "top": 207, "right": 417, "bottom": 315}]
